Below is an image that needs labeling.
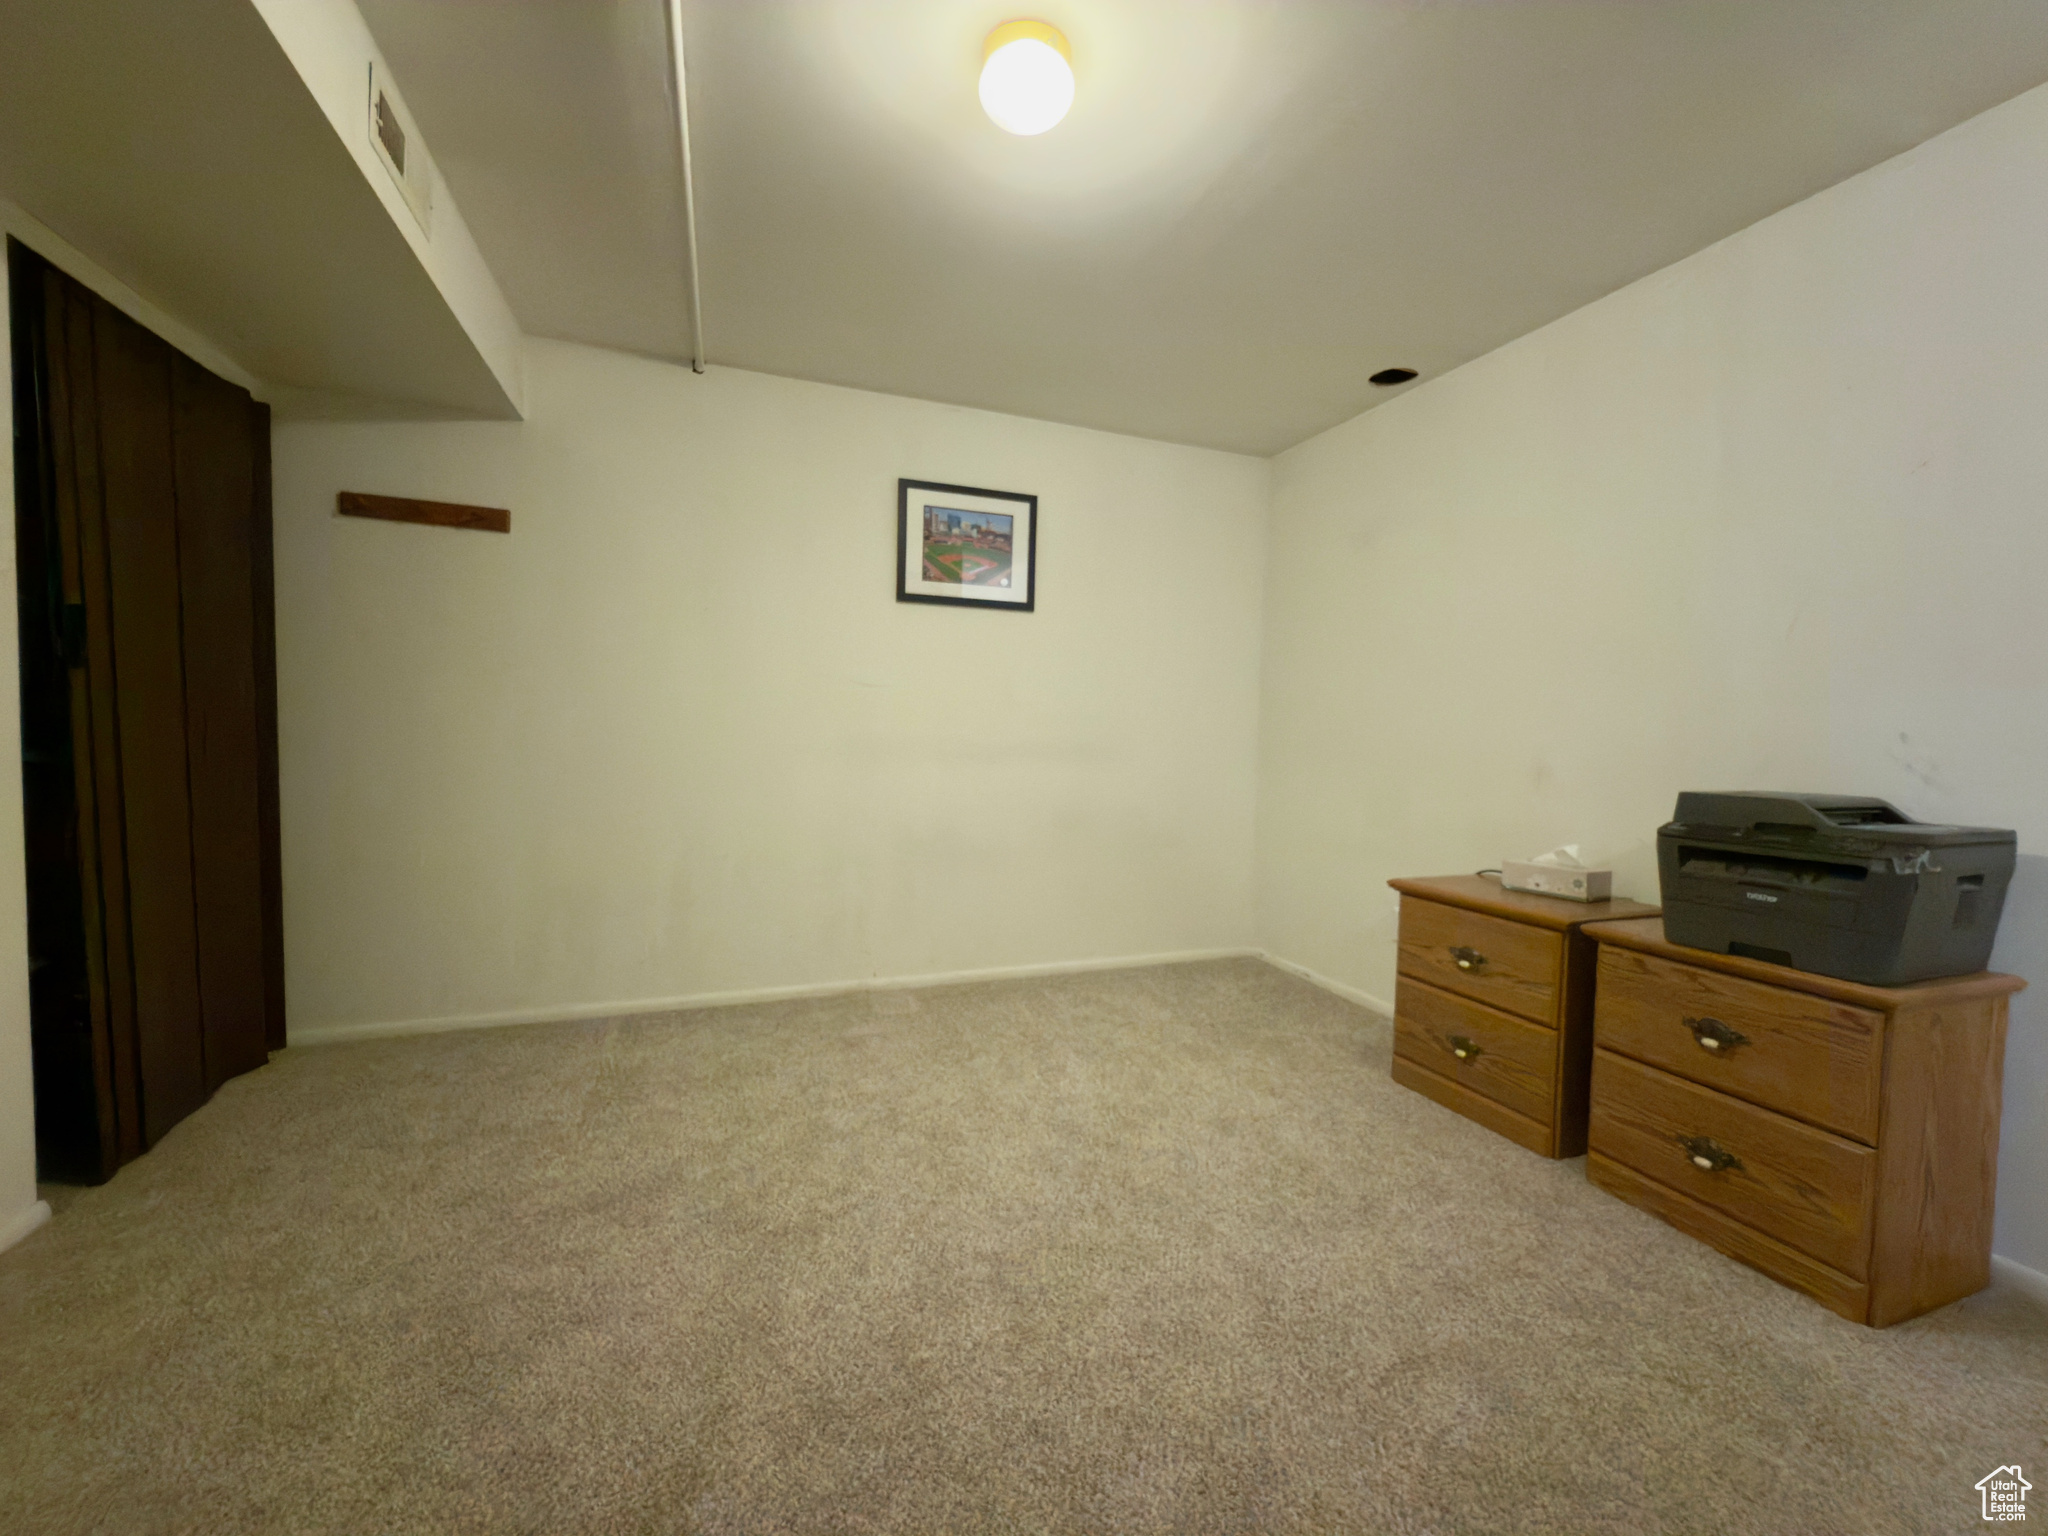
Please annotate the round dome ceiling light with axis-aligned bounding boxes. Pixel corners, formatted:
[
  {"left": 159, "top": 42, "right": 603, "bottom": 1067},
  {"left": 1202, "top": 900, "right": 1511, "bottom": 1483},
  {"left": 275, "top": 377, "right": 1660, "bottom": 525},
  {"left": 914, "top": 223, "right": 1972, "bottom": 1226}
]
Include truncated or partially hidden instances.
[
  {"left": 1370, "top": 368, "right": 1419, "bottom": 386},
  {"left": 980, "top": 20, "right": 1074, "bottom": 136}
]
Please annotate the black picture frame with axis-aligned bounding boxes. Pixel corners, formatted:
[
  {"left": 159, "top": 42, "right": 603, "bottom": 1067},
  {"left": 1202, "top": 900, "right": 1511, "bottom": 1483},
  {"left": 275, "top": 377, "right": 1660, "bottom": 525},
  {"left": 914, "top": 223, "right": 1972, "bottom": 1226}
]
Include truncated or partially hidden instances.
[{"left": 896, "top": 478, "right": 1037, "bottom": 611}]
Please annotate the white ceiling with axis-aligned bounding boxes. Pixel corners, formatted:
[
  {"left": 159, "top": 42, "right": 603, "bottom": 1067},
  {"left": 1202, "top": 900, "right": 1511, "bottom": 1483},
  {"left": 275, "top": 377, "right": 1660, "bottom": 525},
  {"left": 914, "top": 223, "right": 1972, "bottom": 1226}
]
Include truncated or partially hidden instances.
[{"left": 357, "top": 0, "right": 2048, "bottom": 455}]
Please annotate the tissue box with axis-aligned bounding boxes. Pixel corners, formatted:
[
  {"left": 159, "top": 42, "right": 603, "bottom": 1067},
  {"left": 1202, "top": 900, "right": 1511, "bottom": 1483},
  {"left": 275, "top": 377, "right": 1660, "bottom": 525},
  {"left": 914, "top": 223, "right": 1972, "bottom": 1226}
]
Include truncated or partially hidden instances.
[{"left": 1502, "top": 860, "right": 1612, "bottom": 902}]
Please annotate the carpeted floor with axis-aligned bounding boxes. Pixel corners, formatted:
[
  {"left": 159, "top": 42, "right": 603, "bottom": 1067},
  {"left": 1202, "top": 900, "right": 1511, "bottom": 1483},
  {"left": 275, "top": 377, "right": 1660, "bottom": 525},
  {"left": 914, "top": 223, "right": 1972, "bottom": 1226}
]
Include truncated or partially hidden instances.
[{"left": 0, "top": 958, "right": 2042, "bottom": 1534}]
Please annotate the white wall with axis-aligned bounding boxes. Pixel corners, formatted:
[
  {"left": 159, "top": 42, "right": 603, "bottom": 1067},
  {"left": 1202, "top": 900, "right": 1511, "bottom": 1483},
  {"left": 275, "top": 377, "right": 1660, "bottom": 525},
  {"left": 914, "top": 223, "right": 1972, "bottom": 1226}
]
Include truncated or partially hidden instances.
[
  {"left": 0, "top": 217, "right": 37, "bottom": 1252},
  {"left": 1257, "top": 80, "right": 2048, "bottom": 1278},
  {"left": 273, "top": 339, "right": 1268, "bottom": 1039}
]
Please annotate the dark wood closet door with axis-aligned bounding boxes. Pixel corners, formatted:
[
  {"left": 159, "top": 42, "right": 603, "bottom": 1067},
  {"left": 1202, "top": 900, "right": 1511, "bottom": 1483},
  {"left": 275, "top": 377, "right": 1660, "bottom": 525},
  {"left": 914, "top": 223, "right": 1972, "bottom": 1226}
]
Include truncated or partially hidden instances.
[{"left": 12, "top": 240, "right": 281, "bottom": 1177}]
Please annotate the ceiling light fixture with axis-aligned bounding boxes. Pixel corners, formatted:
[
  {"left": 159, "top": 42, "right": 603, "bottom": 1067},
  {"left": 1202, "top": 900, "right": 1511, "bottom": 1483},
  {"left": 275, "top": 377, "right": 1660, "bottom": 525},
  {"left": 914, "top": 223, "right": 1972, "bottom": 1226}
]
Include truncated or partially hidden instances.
[
  {"left": 1370, "top": 368, "right": 1419, "bottom": 386},
  {"left": 979, "top": 20, "right": 1074, "bottom": 136}
]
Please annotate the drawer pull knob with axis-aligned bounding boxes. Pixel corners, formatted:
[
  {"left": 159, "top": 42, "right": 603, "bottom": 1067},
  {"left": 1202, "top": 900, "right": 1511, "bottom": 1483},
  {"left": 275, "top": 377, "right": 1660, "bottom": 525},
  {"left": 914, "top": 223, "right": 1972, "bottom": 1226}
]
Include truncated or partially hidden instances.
[
  {"left": 1680, "top": 1135, "right": 1743, "bottom": 1174},
  {"left": 1684, "top": 1016, "right": 1750, "bottom": 1055},
  {"left": 1449, "top": 946, "right": 1486, "bottom": 972},
  {"left": 1448, "top": 1034, "right": 1482, "bottom": 1062}
]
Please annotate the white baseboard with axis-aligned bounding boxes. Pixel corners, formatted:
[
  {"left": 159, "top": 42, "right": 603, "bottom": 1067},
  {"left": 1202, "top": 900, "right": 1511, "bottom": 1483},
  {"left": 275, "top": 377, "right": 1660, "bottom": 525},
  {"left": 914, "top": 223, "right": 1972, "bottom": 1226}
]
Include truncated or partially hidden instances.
[
  {"left": 1259, "top": 952, "right": 1393, "bottom": 1017},
  {"left": 0, "top": 1198, "right": 51, "bottom": 1255},
  {"left": 1993, "top": 1253, "right": 2048, "bottom": 1308},
  {"left": 287, "top": 947, "right": 1263, "bottom": 1047}
]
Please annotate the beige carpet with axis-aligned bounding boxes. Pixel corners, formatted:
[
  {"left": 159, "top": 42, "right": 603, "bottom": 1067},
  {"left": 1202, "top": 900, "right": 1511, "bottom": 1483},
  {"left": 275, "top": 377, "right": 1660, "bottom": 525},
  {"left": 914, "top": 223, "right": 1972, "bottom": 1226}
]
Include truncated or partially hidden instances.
[{"left": 1, "top": 958, "right": 2042, "bottom": 1535}]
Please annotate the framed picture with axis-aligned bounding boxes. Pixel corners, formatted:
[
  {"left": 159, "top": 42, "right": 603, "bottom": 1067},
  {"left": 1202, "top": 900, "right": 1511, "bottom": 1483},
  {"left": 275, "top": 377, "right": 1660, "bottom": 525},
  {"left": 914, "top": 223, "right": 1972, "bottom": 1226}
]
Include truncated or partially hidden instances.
[{"left": 897, "top": 479, "right": 1037, "bottom": 611}]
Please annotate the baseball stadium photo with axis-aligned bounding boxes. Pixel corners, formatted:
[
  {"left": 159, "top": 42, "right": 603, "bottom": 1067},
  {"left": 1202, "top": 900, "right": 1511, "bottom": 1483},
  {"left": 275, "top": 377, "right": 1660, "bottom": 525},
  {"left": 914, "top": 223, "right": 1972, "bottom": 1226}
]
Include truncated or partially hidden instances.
[{"left": 921, "top": 504, "right": 1014, "bottom": 587}]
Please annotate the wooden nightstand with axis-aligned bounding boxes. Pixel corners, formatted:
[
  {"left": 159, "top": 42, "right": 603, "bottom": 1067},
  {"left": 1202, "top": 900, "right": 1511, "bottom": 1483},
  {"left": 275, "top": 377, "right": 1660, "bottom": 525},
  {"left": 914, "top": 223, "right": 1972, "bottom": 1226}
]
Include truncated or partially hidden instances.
[
  {"left": 1388, "top": 875, "right": 1659, "bottom": 1158},
  {"left": 1583, "top": 916, "right": 2025, "bottom": 1327}
]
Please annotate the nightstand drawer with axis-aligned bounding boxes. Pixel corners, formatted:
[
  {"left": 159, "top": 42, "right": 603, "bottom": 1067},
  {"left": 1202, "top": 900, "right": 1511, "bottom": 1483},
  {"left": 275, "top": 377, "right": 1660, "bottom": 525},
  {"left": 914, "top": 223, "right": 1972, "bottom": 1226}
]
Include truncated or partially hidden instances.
[
  {"left": 1594, "top": 945, "right": 1883, "bottom": 1143},
  {"left": 1394, "top": 976, "right": 1557, "bottom": 1127},
  {"left": 1590, "top": 1049, "right": 1875, "bottom": 1278},
  {"left": 1397, "top": 897, "right": 1561, "bottom": 1024}
]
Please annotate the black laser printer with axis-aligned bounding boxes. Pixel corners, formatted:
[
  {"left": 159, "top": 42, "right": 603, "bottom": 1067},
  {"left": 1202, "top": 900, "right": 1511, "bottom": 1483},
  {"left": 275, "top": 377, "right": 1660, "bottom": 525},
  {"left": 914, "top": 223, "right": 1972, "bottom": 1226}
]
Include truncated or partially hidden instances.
[{"left": 1656, "top": 792, "right": 2015, "bottom": 986}]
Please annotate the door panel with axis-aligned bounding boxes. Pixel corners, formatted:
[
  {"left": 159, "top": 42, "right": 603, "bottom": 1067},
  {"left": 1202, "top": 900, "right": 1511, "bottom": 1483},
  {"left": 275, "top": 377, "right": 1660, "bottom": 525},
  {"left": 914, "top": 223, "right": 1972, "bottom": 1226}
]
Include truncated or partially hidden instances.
[
  {"left": 15, "top": 264, "right": 116, "bottom": 1178},
  {"left": 172, "top": 356, "right": 270, "bottom": 1086},
  {"left": 248, "top": 402, "right": 285, "bottom": 1054},
  {"left": 52, "top": 277, "right": 146, "bottom": 1167},
  {"left": 92, "top": 301, "right": 208, "bottom": 1146}
]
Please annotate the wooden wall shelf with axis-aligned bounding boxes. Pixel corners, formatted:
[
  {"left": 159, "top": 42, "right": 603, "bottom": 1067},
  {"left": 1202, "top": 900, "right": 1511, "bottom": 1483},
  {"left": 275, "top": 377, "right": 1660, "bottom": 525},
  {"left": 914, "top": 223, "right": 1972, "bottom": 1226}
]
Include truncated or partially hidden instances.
[{"left": 337, "top": 490, "right": 509, "bottom": 534}]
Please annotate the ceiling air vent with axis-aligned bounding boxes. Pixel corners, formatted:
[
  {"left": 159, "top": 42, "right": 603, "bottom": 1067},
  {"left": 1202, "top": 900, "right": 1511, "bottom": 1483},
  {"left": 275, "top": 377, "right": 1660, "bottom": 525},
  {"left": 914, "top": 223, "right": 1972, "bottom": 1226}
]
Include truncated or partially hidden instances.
[{"left": 367, "top": 62, "right": 433, "bottom": 238}]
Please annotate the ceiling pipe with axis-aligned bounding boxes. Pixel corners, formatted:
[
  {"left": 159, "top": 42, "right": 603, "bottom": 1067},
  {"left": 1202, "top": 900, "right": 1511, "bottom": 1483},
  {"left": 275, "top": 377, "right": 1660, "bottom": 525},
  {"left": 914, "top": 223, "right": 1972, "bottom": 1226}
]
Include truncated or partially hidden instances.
[{"left": 662, "top": 0, "right": 706, "bottom": 374}]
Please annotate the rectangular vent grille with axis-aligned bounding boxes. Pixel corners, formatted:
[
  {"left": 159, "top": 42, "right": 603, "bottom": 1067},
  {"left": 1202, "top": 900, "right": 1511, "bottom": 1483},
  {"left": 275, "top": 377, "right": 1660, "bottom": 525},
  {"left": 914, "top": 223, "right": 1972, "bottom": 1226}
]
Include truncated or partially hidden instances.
[
  {"left": 367, "top": 62, "right": 432, "bottom": 237},
  {"left": 375, "top": 93, "right": 405, "bottom": 174}
]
